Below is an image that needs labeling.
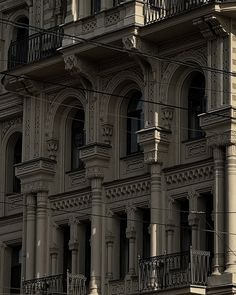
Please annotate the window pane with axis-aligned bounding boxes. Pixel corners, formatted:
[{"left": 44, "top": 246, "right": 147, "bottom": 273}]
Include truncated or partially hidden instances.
[
  {"left": 127, "top": 91, "right": 144, "bottom": 154},
  {"left": 71, "top": 109, "right": 85, "bottom": 170}
]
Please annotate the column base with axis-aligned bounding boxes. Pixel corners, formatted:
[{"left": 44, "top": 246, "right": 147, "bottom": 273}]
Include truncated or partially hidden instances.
[
  {"left": 89, "top": 276, "right": 101, "bottom": 295},
  {"left": 208, "top": 272, "right": 236, "bottom": 294}
]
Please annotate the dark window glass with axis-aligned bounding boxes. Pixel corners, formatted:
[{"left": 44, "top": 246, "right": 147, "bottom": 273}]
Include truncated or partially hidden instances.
[
  {"left": 13, "top": 136, "right": 22, "bottom": 193},
  {"left": 71, "top": 109, "right": 85, "bottom": 170},
  {"left": 10, "top": 246, "right": 21, "bottom": 294},
  {"left": 188, "top": 73, "right": 206, "bottom": 140},
  {"left": 127, "top": 91, "right": 144, "bottom": 154},
  {"left": 91, "top": 0, "right": 101, "bottom": 14},
  {"left": 180, "top": 199, "right": 191, "bottom": 253},
  {"left": 143, "top": 209, "right": 150, "bottom": 258}
]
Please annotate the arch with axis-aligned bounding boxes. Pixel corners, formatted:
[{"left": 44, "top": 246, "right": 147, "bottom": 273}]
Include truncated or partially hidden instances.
[
  {"left": 3, "top": 131, "right": 22, "bottom": 195},
  {"left": 46, "top": 88, "right": 86, "bottom": 140},
  {"left": 101, "top": 70, "right": 144, "bottom": 124},
  {"left": 5, "top": 9, "right": 29, "bottom": 69},
  {"left": 160, "top": 49, "right": 207, "bottom": 105}
]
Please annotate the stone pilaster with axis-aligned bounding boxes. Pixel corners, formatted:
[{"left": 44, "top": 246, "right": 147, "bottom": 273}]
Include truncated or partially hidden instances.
[
  {"left": 80, "top": 143, "right": 111, "bottom": 295},
  {"left": 137, "top": 123, "right": 170, "bottom": 256},
  {"left": 25, "top": 194, "right": 36, "bottom": 280}
]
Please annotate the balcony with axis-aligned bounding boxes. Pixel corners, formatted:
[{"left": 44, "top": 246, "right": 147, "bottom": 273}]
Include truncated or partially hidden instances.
[
  {"left": 144, "top": 0, "right": 226, "bottom": 25},
  {"left": 23, "top": 272, "right": 86, "bottom": 295},
  {"left": 7, "top": 27, "right": 63, "bottom": 71},
  {"left": 138, "top": 249, "right": 210, "bottom": 293}
]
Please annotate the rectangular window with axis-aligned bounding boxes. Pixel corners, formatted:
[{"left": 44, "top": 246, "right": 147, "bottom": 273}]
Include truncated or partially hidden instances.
[{"left": 91, "top": 0, "right": 101, "bottom": 14}]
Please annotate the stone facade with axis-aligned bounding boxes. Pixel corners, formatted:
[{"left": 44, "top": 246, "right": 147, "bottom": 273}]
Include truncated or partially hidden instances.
[{"left": 0, "top": 1, "right": 235, "bottom": 295}]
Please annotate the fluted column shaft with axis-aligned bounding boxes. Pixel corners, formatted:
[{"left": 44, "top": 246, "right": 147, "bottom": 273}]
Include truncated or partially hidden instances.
[
  {"left": 26, "top": 194, "right": 36, "bottom": 280},
  {"left": 36, "top": 191, "right": 48, "bottom": 277},
  {"left": 150, "top": 163, "right": 162, "bottom": 256},
  {"left": 225, "top": 144, "right": 236, "bottom": 272},
  {"left": 89, "top": 177, "right": 103, "bottom": 295},
  {"left": 213, "top": 147, "right": 225, "bottom": 274}
]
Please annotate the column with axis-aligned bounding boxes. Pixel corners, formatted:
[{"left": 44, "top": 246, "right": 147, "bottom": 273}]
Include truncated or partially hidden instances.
[
  {"left": 69, "top": 216, "right": 80, "bottom": 275},
  {"left": 188, "top": 213, "right": 200, "bottom": 250},
  {"left": 50, "top": 222, "right": 59, "bottom": 275},
  {"left": 212, "top": 146, "right": 225, "bottom": 275},
  {"left": 225, "top": 144, "right": 236, "bottom": 273},
  {"left": 89, "top": 177, "right": 103, "bottom": 295},
  {"left": 36, "top": 191, "right": 48, "bottom": 277},
  {"left": 105, "top": 234, "right": 114, "bottom": 279},
  {"left": 166, "top": 222, "right": 174, "bottom": 254},
  {"left": 150, "top": 163, "right": 162, "bottom": 257},
  {"left": 126, "top": 206, "right": 137, "bottom": 276},
  {"left": 25, "top": 194, "right": 36, "bottom": 280},
  {"left": 105, "top": 210, "right": 114, "bottom": 279}
]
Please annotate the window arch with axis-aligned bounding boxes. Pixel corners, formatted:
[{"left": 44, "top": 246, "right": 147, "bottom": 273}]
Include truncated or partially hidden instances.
[
  {"left": 71, "top": 108, "right": 85, "bottom": 170},
  {"left": 187, "top": 72, "right": 206, "bottom": 140},
  {"left": 6, "top": 133, "right": 22, "bottom": 195},
  {"left": 126, "top": 90, "right": 144, "bottom": 155}
]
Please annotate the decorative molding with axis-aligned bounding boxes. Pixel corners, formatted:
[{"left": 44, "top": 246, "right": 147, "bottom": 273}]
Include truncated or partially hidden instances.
[
  {"left": 102, "top": 123, "right": 113, "bottom": 145},
  {"left": 105, "top": 179, "right": 150, "bottom": 203},
  {"left": 105, "top": 11, "right": 120, "bottom": 27},
  {"left": 47, "top": 138, "right": 59, "bottom": 161},
  {"left": 165, "top": 163, "right": 214, "bottom": 190},
  {"left": 161, "top": 107, "right": 174, "bottom": 130},
  {"left": 51, "top": 192, "right": 91, "bottom": 211},
  {"left": 184, "top": 139, "right": 210, "bottom": 160},
  {"left": 82, "top": 18, "right": 97, "bottom": 33},
  {"left": 1, "top": 117, "right": 22, "bottom": 139},
  {"left": 120, "top": 154, "right": 145, "bottom": 177}
]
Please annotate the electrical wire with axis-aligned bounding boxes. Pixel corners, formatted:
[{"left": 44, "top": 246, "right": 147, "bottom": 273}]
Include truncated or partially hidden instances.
[{"left": 1, "top": 17, "right": 235, "bottom": 77}]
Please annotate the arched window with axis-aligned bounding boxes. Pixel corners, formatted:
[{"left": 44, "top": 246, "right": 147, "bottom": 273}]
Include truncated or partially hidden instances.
[
  {"left": 6, "top": 133, "right": 22, "bottom": 195},
  {"left": 187, "top": 72, "right": 206, "bottom": 140},
  {"left": 8, "top": 17, "right": 29, "bottom": 69},
  {"left": 127, "top": 91, "right": 144, "bottom": 154},
  {"left": 13, "top": 136, "right": 22, "bottom": 193},
  {"left": 71, "top": 108, "right": 85, "bottom": 170}
]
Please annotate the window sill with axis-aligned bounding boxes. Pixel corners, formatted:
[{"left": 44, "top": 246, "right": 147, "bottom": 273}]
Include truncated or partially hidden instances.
[
  {"left": 182, "top": 137, "right": 206, "bottom": 144},
  {"left": 120, "top": 151, "right": 144, "bottom": 160}
]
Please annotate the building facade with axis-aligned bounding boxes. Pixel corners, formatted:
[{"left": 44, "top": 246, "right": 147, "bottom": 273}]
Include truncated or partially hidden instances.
[{"left": 0, "top": 0, "right": 235, "bottom": 294}]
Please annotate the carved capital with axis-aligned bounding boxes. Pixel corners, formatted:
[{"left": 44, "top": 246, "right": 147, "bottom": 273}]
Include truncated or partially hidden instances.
[
  {"left": 80, "top": 143, "right": 111, "bottom": 179},
  {"left": 188, "top": 213, "right": 200, "bottom": 227},
  {"left": 137, "top": 125, "right": 170, "bottom": 165},
  {"left": 126, "top": 228, "right": 136, "bottom": 240}
]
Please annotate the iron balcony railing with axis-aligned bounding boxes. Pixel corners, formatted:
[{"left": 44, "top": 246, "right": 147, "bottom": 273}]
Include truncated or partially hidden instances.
[
  {"left": 8, "top": 26, "right": 64, "bottom": 70},
  {"left": 144, "top": 0, "right": 225, "bottom": 25},
  {"left": 23, "top": 272, "right": 87, "bottom": 295},
  {"left": 138, "top": 249, "right": 210, "bottom": 292}
]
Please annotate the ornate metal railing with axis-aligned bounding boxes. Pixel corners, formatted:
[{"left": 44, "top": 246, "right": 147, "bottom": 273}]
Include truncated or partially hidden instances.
[
  {"left": 138, "top": 249, "right": 210, "bottom": 292},
  {"left": 144, "top": 0, "right": 224, "bottom": 25},
  {"left": 67, "top": 272, "right": 87, "bottom": 295},
  {"left": 23, "top": 272, "right": 87, "bottom": 295},
  {"left": 23, "top": 274, "right": 66, "bottom": 294},
  {"left": 8, "top": 26, "right": 63, "bottom": 70}
]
